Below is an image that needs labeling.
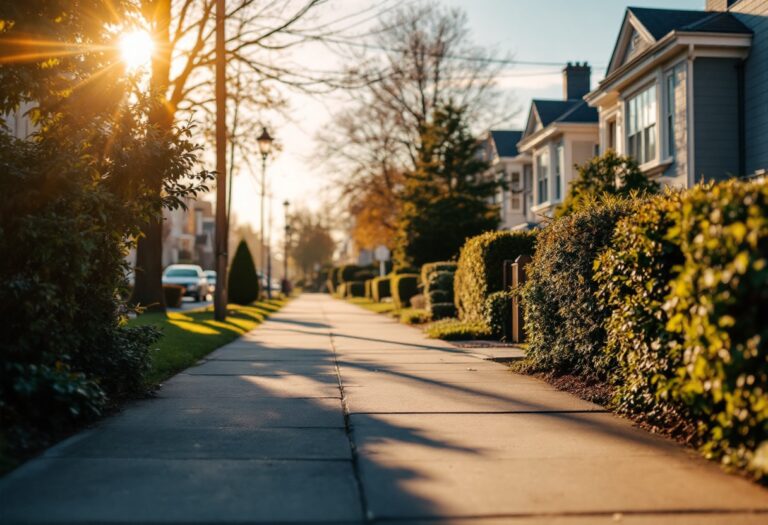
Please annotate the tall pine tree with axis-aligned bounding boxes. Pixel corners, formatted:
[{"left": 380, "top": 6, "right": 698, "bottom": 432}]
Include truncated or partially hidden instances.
[{"left": 394, "top": 103, "right": 501, "bottom": 268}]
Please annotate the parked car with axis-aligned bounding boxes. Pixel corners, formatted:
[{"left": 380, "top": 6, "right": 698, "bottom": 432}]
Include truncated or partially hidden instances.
[
  {"left": 162, "top": 264, "right": 209, "bottom": 302},
  {"left": 203, "top": 270, "right": 217, "bottom": 294}
]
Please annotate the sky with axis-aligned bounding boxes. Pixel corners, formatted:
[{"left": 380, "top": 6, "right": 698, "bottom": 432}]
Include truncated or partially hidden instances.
[{"left": 227, "top": 0, "right": 705, "bottom": 238}]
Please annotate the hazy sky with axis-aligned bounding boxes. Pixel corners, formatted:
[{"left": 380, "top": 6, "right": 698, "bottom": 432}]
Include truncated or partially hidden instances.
[{"left": 228, "top": 0, "right": 704, "bottom": 237}]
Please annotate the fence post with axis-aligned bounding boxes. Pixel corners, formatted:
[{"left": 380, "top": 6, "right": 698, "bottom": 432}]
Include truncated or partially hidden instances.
[{"left": 511, "top": 254, "right": 532, "bottom": 344}]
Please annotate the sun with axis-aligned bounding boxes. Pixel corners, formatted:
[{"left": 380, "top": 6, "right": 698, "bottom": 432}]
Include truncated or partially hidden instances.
[{"left": 119, "top": 30, "right": 154, "bottom": 71}]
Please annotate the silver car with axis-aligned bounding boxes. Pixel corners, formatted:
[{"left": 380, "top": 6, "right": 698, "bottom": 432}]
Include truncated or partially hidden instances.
[{"left": 162, "top": 264, "right": 209, "bottom": 302}]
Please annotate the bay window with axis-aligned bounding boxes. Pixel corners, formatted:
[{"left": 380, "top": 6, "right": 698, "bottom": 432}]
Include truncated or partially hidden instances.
[{"left": 627, "top": 85, "right": 657, "bottom": 164}]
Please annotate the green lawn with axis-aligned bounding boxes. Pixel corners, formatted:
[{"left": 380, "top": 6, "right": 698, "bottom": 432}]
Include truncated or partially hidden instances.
[
  {"left": 129, "top": 299, "right": 286, "bottom": 386},
  {"left": 346, "top": 297, "right": 398, "bottom": 315}
]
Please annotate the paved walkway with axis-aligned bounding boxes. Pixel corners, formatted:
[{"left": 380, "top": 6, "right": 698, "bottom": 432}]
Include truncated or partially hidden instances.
[{"left": 1, "top": 294, "right": 767, "bottom": 524}]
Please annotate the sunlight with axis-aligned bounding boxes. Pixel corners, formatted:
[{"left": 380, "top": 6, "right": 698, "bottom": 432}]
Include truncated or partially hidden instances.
[{"left": 119, "top": 30, "right": 154, "bottom": 71}]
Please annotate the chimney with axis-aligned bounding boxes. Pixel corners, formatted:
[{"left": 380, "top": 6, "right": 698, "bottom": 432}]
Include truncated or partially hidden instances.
[
  {"left": 706, "top": 0, "right": 737, "bottom": 10},
  {"left": 563, "top": 62, "right": 591, "bottom": 100}
]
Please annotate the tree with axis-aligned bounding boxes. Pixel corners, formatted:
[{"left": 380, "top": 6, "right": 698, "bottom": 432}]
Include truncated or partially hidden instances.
[
  {"left": 289, "top": 211, "right": 336, "bottom": 279},
  {"left": 228, "top": 240, "right": 259, "bottom": 304},
  {"left": 394, "top": 103, "right": 500, "bottom": 267},
  {"left": 557, "top": 150, "right": 660, "bottom": 217},
  {"left": 320, "top": 1, "right": 513, "bottom": 255}
]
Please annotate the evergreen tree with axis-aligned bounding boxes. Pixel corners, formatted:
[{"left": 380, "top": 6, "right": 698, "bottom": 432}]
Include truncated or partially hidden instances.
[
  {"left": 557, "top": 150, "right": 660, "bottom": 217},
  {"left": 228, "top": 241, "right": 260, "bottom": 305},
  {"left": 394, "top": 103, "right": 500, "bottom": 268}
]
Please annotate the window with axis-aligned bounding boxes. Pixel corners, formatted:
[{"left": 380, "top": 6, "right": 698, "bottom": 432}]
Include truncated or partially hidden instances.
[
  {"left": 510, "top": 172, "right": 521, "bottom": 210},
  {"left": 627, "top": 85, "right": 657, "bottom": 164},
  {"left": 607, "top": 120, "right": 616, "bottom": 151},
  {"left": 523, "top": 164, "right": 533, "bottom": 213},
  {"left": 665, "top": 72, "right": 676, "bottom": 157},
  {"left": 536, "top": 152, "right": 549, "bottom": 205},
  {"left": 554, "top": 143, "right": 564, "bottom": 201}
]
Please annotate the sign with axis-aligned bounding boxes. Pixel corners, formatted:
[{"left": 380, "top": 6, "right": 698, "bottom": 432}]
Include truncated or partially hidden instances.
[{"left": 374, "top": 245, "right": 391, "bottom": 262}]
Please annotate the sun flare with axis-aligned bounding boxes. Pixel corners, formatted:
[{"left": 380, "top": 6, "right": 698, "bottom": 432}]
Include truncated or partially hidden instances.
[{"left": 119, "top": 30, "right": 154, "bottom": 71}]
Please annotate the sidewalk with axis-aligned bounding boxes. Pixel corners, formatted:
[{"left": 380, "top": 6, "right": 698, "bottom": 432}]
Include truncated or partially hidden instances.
[{"left": 1, "top": 294, "right": 766, "bottom": 523}]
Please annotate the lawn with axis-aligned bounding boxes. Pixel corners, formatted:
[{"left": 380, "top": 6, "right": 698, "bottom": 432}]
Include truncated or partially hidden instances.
[
  {"left": 129, "top": 299, "right": 286, "bottom": 386},
  {"left": 346, "top": 296, "right": 398, "bottom": 315}
]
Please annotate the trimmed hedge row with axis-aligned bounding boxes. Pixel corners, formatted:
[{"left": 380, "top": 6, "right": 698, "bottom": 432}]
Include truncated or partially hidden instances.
[
  {"left": 455, "top": 230, "right": 536, "bottom": 323},
  {"left": 521, "top": 180, "right": 768, "bottom": 481},
  {"left": 421, "top": 261, "right": 457, "bottom": 320},
  {"left": 391, "top": 273, "right": 419, "bottom": 310},
  {"left": 371, "top": 276, "right": 391, "bottom": 302}
]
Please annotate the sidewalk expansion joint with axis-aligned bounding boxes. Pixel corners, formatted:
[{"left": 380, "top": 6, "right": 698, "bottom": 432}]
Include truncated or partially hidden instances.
[{"left": 347, "top": 409, "right": 609, "bottom": 415}]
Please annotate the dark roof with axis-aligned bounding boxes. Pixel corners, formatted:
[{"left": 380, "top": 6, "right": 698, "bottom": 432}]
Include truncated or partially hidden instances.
[
  {"left": 532, "top": 99, "right": 598, "bottom": 128},
  {"left": 489, "top": 130, "right": 523, "bottom": 157},
  {"left": 628, "top": 7, "right": 751, "bottom": 40}
]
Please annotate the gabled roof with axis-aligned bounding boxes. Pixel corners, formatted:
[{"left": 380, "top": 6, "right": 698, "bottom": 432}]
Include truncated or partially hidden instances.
[
  {"left": 522, "top": 99, "right": 598, "bottom": 141},
  {"left": 628, "top": 7, "right": 751, "bottom": 40},
  {"left": 489, "top": 130, "right": 523, "bottom": 158},
  {"left": 607, "top": 7, "right": 752, "bottom": 74}
]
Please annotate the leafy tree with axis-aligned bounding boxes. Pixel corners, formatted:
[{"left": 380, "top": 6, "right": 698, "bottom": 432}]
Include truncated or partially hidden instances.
[
  {"left": 228, "top": 241, "right": 260, "bottom": 305},
  {"left": 557, "top": 150, "right": 659, "bottom": 217},
  {"left": 394, "top": 103, "right": 500, "bottom": 268},
  {"left": 290, "top": 211, "right": 336, "bottom": 279}
]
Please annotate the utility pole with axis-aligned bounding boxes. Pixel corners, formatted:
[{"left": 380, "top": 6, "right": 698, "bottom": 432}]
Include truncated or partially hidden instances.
[
  {"left": 213, "top": 0, "right": 228, "bottom": 321},
  {"left": 283, "top": 200, "right": 290, "bottom": 290}
]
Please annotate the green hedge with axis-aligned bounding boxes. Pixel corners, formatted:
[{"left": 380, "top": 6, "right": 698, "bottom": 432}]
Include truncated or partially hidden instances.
[
  {"left": 421, "top": 261, "right": 457, "bottom": 287},
  {"left": 348, "top": 281, "right": 366, "bottom": 298},
  {"left": 428, "top": 289, "right": 450, "bottom": 305},
  {"left": 228, "top": 240, "right": 260, "bottom": 305},
  {"left": 455, "top": 230, "right": 536, "bottom": 323},
  {"left": 391, "top": 273, "right": 419, "bottom": 310},
  {"left": 430, "top": 302, "right": 456, "bottom": 320},
  {"left": 364, "top": 279, "right": 373, "bottom": 299},
  {"left": 484, "top": 290, "right": 512, "bottom": 340},
  {"left": 521, "top": 197, "right": 633, "bottom": 379},
  {"left": 426, "top": 318, "right": 492, "bottom": 340},
  {"left": 371, "top": 276, "right": 391, "bottom": 302},
  {"left": 594, "top": 193, "right": 685, "bottom": 428}
]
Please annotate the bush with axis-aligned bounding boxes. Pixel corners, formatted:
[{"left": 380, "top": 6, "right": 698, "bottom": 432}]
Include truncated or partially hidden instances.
[
  {"left": 348, "top": 281, "right": 366, "bottom": 298},
  {"left": 339, "top": 265, "right": 362, "bottom": 282},
  {"left": 484, "top": 290, "right": 513, "bottom": 340},
  {"left": 428, "top": 289, "right": 451, "bottom": 305},
  {"left": 521, "top": 196, "right": 633, "bottom": 379},
  {"left": 364, "top": 279, "right": 373, "bottom": 299},
  {"left": 427, "top": 271, "right": 454, "bottom": 295},
  {"left": 336, "top": 282, "right": 347, "bottom": 298},
  {"left": 430, "top": 302, "right": 457, "bottom": 320},
  {"left": 421, "top": 261, "right": 457, "bottom": 287},
  {"left": 400, "top": 308, "right": 431, "bottom": 325},
  {"left": 455, "top": 230, "right": 536, "bottom": 323},
  {"left": 392, "top": 273, "right": 420, "bottom": 310},
  {"left": 594, "top": 193, "right": 685, "bottom": 428},
  {"left": 325, "top": 267, "right": 337, "bottom": 294},
  {"left": 371, "top": 276, "right": 391, "bottom": 302},
  {"left": 662, "top": 180, "right": 768, "bottom": 477},
  {"left": 228, "top": 240, "right": 260, "bottom": 305},
  {"left": 354, "top": 269, "right": 377, "bottom": 281},
  {"left": 163, "top": 284, "right": 184, "bottom": 308},
  {"left": 426, "top": 318, "right": 492, "bottom": 340}
]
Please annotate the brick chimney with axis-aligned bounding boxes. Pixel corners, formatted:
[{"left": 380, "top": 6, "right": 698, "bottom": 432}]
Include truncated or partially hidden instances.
[
  {"left": 562, "top": 62, "right": 591, "bottom": 100},
  {"left": 706, "top": 0, "right": 737, "bottom": 10}
]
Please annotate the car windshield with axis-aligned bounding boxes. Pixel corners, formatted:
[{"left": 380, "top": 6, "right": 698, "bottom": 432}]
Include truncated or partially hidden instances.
[{"left": 165, "top": 269, "right": 198, "bottom": 278}]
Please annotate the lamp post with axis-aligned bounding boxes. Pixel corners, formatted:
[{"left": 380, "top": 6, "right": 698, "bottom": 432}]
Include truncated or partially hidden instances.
[
  {"left": 257, "top": 127, "right": 273, "bottom": 299},
  {"left": 283, "top": 200, "right": 290, "bottom": 291}
]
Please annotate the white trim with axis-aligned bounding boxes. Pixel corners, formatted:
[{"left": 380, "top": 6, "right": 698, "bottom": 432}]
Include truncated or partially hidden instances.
[{"left": 687, "top": 45, "right": 696, "bottom": 187}]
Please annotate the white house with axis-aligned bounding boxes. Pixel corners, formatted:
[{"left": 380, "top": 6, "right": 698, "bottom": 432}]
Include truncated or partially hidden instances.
[{"left": 517, "top": 63, "right": 600, "bottom": 219}]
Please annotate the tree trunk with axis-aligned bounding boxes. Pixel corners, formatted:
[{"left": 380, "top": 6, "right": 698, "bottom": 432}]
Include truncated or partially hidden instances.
[{"left": 130, "top": 216, "right": 165, "bottom": 311}]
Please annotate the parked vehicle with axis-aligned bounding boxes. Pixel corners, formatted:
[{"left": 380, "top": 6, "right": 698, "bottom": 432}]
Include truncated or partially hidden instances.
[
  {"left": 162, "top": 264, "right": 209, "bottom": 302},
  {"left": 203, "top": 270, "right": 217, "bottom": 294}
]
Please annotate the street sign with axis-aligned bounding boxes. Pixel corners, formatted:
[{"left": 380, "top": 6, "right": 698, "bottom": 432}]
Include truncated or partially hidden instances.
[{"left": 374, "top": 245, "right": 390, "bottom": 262}]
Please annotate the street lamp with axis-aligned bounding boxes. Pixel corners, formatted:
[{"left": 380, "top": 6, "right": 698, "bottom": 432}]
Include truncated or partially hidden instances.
[
  {"left": 283, "top": 200, "right": 290, "bottom": 294},
  {"left": 257, "top": 127, "right": 274, "bottom": 298}
]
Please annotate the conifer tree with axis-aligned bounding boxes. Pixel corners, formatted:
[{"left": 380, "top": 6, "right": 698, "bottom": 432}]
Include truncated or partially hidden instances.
[{"left": 228, "top": 240, "right": 260, "bottom": 304}]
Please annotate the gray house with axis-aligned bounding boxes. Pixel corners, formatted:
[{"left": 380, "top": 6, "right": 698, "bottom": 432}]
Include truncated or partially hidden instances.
[{"left": 586, "top": 1, "right": 767, "bottom": 186}]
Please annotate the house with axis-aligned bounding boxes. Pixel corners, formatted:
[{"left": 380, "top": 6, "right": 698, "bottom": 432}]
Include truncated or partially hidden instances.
[
  {"left": 586, "top": 1, "right": 767, "bottom": 186},
  {"left": 2, "top": 102, "right": 36, "bottom": 140},
  {"left": 161, "top": 198, "right": 215, "bottom": 269},
  {"left": 478, "top": 130, "right": 535, "bottom": 230},
  {"left": 517, "top": 63, "right": 600, "bottom": 219}
]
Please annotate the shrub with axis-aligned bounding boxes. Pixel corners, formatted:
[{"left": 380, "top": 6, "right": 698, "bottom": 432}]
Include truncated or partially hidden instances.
[
  {"left": 427, "top": 271, "right": 454, "bottom": 294},
  {"left": 521, "top": 196, "right": 633, "bottom": 379},
  {"left": 325, "top": 267, "right": 337, "bottom": 294},
  {"left": 662, "top": 180, "right": 768, "bottom": 477},
  {"left": 484, "top": 290, "right": 513, "bottom": 340},
  {"left": 228, "top": 240, "right": 260, "bottom": 305},
  {"left": 163, "top": 284, "right": 184, "bottom": 308},
  {"left": 354, "top": 269, "right": 377, "bottom": 281},
  {"left": 400, "top": 308, "right": 431, "bottom": 325},
  {"left": 336, "top": 282, "right": 347, "bottom": 298},
  {"left": 364, "top": 279, "right": 373, "bottom": 299},
  {"left": 594, "top": 192, "right": 685, "bottom": 428},
  {"left": 426, "top": 318, "right": 492, "bottom": 340},
  {"left": 430, "top": 302, "right": 457, "bottom": 320},
  {"left": 372, "top": 276, "right": 391, "bottom": 302},
  {"left": 455, "top": 230, "right": 536, "bottom": 323},
  {"left": 348, "top": 281, "right": 366, "bottom": 298},
  {"left": 428, "top": 289, "right": 451, "bottom": 305},
  {"left": 421, "top": 261, "right": 457, "bottom": 287},
  {"left": 339, "top": 265, "right": 362, "bottom": 282},
  {"left": 392, "top": 273, "right": 420, "bottom": 310}
]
